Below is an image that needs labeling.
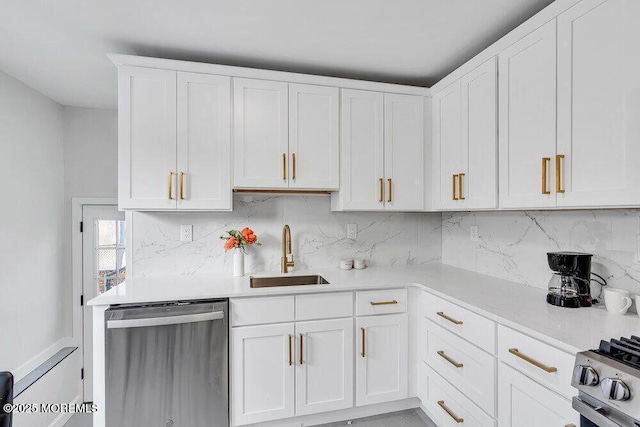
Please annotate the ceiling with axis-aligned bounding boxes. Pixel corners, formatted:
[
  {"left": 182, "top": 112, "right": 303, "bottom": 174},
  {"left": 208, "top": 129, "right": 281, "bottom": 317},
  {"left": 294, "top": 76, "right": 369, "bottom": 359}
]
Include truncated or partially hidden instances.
[{"left": 0, "top": 0, "right": 554, "bottom": 108}]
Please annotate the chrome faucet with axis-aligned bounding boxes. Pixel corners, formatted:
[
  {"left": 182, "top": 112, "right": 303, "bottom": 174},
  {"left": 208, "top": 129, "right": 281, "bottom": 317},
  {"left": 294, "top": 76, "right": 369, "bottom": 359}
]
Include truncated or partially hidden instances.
[{"left": 281, "top": 224, "right": 295, "bottom": 273}]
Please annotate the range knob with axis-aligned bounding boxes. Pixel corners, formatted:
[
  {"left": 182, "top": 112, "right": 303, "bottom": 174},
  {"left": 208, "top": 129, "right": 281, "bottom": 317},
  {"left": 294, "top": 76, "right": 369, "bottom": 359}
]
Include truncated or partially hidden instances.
[
  {"left": 573, "top": 365, "right": 599, "bottom": 386},
  {"left": 600, "top": 377, "right": 631, "bottom": 401}
]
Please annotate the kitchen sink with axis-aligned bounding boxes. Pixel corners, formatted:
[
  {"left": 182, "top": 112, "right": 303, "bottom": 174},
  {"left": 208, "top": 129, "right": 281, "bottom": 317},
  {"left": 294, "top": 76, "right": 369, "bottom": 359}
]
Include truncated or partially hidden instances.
[{"left": 250, "top": 275, "right": 329, "bottom": 288}]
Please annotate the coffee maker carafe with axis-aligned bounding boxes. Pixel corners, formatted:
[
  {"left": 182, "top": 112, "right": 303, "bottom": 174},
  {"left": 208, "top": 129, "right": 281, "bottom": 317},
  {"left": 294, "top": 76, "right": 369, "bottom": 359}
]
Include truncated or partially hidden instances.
[{"left": 546, "top": 252, "right": 593, "bottom": 308}]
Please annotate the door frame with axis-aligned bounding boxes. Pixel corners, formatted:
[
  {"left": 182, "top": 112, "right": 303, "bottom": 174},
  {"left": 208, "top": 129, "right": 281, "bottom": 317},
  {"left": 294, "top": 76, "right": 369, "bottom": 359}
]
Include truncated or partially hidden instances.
[{"left": 71, "top": 197, "right": 132, "bottom": 401}]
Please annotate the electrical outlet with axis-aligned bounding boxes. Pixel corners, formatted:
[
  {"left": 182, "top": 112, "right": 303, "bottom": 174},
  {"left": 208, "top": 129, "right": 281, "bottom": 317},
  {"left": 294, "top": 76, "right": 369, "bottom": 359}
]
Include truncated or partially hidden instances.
[
  {"left": 181, "top": 225, "right": 193, "bottom": 242},
  {"left": 470, "top": 226, "right": 479, "bottom": 242},
  {"left": 347, "top": 223, "right": 357, "bottom": 240}
]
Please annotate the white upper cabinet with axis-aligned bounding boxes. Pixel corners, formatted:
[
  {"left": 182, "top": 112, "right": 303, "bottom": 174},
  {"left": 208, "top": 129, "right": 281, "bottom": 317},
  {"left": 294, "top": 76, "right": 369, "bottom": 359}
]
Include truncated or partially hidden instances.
[
  {"left": 384, "top": 93, "right": 425, "bottom": 211},
  {"left": 233, "top": 78, "right": 289, "bottom": 189},
  {"left": 432, "top": 58, "right": 497, "bottom": 210},
  {"left": 176, "top": 72, "right": 232, "bottom": 210},
  {"left": 556, "top": 0, "right": 640, "bottom": 207},
  {"left": 118, "top": 66, "right": 177, "bottom": 210},
  {"left": 334, "top": 89, "right": 424, "bottom": 211},
  {"left": 118, "top": 67, "right": 232, "bottom": 211},
  {"left": 461, "top": 58, "right": 498, "bottom": 210},
  {"left": 432, "top": 81, "right": 462, "bottom": 210},
  {"left": 336, "top": 89, "right": 385, "bottom": 210},
  {"left": 498, "top": 20, "right": 557, "bottom": 209},
  {"left": 289, "top": 84, "right": 340, "bottom": 190}
]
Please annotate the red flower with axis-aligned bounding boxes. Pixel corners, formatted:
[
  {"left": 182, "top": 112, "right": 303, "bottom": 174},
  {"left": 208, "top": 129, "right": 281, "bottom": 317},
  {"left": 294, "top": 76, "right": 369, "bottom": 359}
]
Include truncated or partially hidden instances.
[{"left": 241, "top": 227, "right": 257, "bottom": 244}]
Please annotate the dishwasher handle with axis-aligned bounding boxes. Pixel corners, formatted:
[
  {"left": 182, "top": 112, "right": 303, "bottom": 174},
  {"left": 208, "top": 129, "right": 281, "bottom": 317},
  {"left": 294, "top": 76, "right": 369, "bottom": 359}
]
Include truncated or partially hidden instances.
[{"left": 107, "top": 311, "right": 224, "bottom": 329}]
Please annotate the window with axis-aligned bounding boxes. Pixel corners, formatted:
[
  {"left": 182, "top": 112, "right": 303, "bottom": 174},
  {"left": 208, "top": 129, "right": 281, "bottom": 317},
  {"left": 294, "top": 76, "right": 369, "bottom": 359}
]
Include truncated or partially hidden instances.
[{"left": 95, "top": 219, "right": 126, "bottom": 294}]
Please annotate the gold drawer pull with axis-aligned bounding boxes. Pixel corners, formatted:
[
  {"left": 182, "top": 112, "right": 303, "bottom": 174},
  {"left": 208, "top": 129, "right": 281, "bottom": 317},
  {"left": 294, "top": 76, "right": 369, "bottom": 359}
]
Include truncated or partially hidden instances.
[
  {"left": 458, "top": 173, "right": 465, "bottom": 200},
  {"left": 387, "top": 178, "right": 392, "bottom": 202},
  {"left": 565, "top": 424, "right": 576, "bottom": 427},
  {"left": 288, "top": 334, "right": 293, "bottom": 366},
  {"left": 299, "top": 333, "right": 304, "bottom": 365},
  {"left": 556, "top": 154, "right": 565, "bottom": 193},
  {"left": 379, "top": 178, "right": 384, "bottom": 203},
  {"left": 452, "top": 174, "right": 459, "bottom": 200},
  {"left": 282, "top": 153, "right": 287, "bottom": 180},
  {"left": 541, "top": 157, "right": 551, "bottom": 194},
  {"left": 437, "top": 350, "right": 463, "bottom": 368},
  {"left": 436, "top": 311, "right": 463, "bottom": 325},
  {"left": 168, "top": 171, "right": 174, "bottom": 200},
  {"left": 370, "top": 300, "right": 398, "bottom": 306},
  {"left": 361, "top": 327, "right": 366, "bottom": 357},
  {"left": 508, "top": 348, "right": 557, "bottom": 373},
  {"left": 179, "top": 172, "right": 185, "bottom": 200},
  {"left": 437, "top": 400, "right": 464, "bottom": 423}
]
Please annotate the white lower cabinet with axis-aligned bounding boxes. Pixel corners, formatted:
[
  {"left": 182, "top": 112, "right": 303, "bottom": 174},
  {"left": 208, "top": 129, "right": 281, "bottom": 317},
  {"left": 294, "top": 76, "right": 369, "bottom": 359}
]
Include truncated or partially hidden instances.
[
  {"left": 356, "top": 313, "right": 408, "bottom": 406},
  {"left": 231, "top": 323, "right": 295, "bottom": 425},
  {"left": 295, "top": 318, "right": 354, "bottom": 415},
  {"left": 498, "top": 363, "right": 579, "bottom": 427}
]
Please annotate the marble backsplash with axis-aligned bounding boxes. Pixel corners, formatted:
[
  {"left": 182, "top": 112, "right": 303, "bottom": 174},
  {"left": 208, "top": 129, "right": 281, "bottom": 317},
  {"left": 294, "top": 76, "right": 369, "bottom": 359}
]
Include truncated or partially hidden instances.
[
  {"left": 442, "top": 210, "right": 640, "bottom": 296},
  {"left": 131, "top": 195, "right": 442, "bottom": 278}
]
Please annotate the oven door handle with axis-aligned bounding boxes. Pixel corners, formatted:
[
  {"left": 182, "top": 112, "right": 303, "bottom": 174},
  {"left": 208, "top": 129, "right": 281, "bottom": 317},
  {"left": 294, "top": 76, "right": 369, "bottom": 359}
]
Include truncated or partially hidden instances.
[
  {"left": 107, "top": 311, "right": 224, "bottom": 329},
  {"left": 572, "top": 396, "right": 623, "bottom": 427}
]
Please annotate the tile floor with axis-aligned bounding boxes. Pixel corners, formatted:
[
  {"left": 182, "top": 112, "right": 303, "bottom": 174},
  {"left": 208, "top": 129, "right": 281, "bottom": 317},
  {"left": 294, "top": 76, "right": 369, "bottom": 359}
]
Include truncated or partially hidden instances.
[{"left": 65, "top": 409, "right": 435, "bottom": 427}]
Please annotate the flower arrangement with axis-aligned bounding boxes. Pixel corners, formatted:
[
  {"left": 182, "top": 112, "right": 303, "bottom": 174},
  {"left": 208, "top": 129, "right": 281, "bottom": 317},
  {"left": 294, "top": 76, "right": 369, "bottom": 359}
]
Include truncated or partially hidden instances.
[{"left": 220, "top": 227, "right": 262, "bottom": 254}]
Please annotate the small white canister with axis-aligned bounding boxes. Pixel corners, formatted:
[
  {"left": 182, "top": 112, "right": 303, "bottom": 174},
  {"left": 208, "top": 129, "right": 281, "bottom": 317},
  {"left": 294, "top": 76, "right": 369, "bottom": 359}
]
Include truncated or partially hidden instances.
[{"left": 339, "top": 259, "right": 353, "bottom": 270}]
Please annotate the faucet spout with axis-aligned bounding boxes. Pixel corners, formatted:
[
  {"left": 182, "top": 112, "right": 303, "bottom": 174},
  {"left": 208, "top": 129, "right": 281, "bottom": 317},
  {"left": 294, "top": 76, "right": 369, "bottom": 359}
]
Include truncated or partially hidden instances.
[{"left": 281, "top": 225, "right": 295, "bottom": 273}]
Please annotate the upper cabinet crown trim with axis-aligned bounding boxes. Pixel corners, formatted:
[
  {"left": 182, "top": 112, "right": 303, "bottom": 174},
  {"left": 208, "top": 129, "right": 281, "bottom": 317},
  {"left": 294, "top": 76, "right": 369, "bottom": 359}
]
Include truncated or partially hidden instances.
[{"left": 108, "top": 54, "right": 430, "bottom": 97}]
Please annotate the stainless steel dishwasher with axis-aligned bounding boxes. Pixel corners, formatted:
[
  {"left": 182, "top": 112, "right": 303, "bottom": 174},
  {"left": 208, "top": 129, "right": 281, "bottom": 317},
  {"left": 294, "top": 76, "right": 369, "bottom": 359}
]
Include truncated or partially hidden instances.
[{"left": 105, "top": 299, "right": 228, "bottom": 427}]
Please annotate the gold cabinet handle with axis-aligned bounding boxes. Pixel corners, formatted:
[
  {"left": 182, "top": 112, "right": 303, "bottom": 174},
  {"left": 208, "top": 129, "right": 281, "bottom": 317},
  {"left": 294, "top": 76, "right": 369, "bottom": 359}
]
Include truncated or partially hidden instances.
[
  {"left": 541, "top": 157, "right": 551, "bottom": 194},
  {"left": 452, "top": 174, "right": 459, "bottom": 200},
  {"left": 288, "top": 334, "right": 293, "bottom": 366},
  {"left": 556, "top": 154, "right": 565, "bottom": 194},
  {"left": 437, "top": 350, "right": 464, "bottom": 368},
  {"left": 379, "top": 178, "right": 384, "bottom": 203},
  {"left": 370, "top": 300, "right": 398, "bottom": 306},
  {"left": 179, "top": 172, "right": 184, "bottom": 200},
  {"left": 168, "top": 172, "right": 174, "bottom": 200},
  {"left": 361, "top": 327, "right": 366, "bottom": 357},
  {"left": 299, "top": 333, "right": 304, "bottom": 365},
  {"left": 458, "top": 173, "right": 465, "bottom": 200},
  {"left": 508, "top": 348, "right": 557, "bottom": 373},
  {"left": 437, "top": 400, "right": 464, "bottom": 424},
  {"left": 387, "top": 178, "right": 392, "bottom": 202},
  {"left": 565, "top": 425, "right": 576, "bottom": 427},
  {"left": 436, "top": 311, "right": 463, "bottom": 325},
  {"left": 292, "top": 153, "right": 296, "bottom": 181},
  {"left": 282, "top": 153, "right": 287, "bottom": 180}
]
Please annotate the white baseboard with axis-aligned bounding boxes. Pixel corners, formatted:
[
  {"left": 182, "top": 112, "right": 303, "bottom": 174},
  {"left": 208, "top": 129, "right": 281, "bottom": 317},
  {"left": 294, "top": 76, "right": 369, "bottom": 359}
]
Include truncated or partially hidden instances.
[
  {"left": 13, "top": 337, "right": 75, "bottom": 381},
  {"left": 49, "top": 394, "right": 82, "bottom": 427}
]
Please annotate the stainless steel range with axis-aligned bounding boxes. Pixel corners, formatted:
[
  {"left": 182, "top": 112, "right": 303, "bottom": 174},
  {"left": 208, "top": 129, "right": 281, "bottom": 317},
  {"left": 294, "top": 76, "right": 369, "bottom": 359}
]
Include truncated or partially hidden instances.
[{"left": 572, "top": 336, "right": 640, "bottom": 427}]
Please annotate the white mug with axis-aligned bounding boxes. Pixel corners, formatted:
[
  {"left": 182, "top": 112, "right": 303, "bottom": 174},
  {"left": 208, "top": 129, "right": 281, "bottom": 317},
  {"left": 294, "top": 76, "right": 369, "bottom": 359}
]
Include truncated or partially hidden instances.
[
  {"left": 635, "top": 295, "right": 640, "bottom": 318},
  {"left": 604, "top": 288, "right": 632, "bottom": 315}
]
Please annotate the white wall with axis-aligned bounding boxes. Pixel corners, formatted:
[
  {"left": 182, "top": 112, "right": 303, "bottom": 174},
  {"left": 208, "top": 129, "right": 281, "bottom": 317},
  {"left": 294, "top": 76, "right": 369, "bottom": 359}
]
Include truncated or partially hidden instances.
[
  {"left": 132, "top": 196, "right": 442, "bottom": 277},
  {"left": 442, "top": 210, "right": 640, "bottom": 302},
  {"left": 0, "top": 69, "right": 77, "bottom": 425}
]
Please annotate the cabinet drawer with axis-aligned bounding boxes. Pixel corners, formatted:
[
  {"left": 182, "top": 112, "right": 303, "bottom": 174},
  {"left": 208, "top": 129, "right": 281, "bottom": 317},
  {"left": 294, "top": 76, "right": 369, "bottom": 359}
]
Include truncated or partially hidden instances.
[
  {"left": 498, "top": 325, "right": 575, "bottom": 399},
  {"left": 424, "top": 319, "right": 496, "bottom": 415},
  {"left": 421, "top": 292, "right": 496, "bottom": 353},
  {"left": 356, "top": 289, "right": 407, "bottom": 316},
  {"left": 421, "top": 363, "right": 496, "bottom": 427},
  {"left": 231, "top": 296, "right": 294, "bottom": 326},
  {"left": 295, "top": 292, "right": 353, "bottom": 321}
]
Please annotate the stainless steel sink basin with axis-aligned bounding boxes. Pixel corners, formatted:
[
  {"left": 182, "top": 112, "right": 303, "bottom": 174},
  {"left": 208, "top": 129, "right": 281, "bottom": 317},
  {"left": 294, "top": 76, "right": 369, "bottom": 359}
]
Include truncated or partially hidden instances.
[{"left": 250, "top": 275, "right": 329, "bottom": 288}]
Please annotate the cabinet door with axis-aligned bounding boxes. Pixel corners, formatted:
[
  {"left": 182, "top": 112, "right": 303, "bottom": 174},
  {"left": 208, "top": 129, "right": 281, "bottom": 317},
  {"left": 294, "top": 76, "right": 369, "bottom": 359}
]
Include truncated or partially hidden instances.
[
  {"left": 176, "top": 72, "right": 232, "bottom": 210},
  {"left": 557, "top": 0, "right": 640, "bottom": 207},
  {"left": 118, "top": 66, "right": 177, "bottom": 210},
  {"left": 231, "top": 323, "right": 295, "bottom": 425},
  {"left": 356, "top": 314, "right": 408, "bottom": 406},
  {"left": 295, "top": 318, "right": 354, "bottom": 416},
  {"left": 461, "top": 58, "right": 498, "bottom": 210},
  {"left": 498, "top": 20, "right": 557, "bottom": 209},
  {"left": 432, "top": 81, "right": 462, "bottom": 210},
  {"left": 498, "top": 363, "right": 579, "bottom": 427},
  {"left": 384, "top": 93, "right": 425, "bottom": 211},
  {"left": 233, "top": 78, "right": 288, "bottom": 189},
  {"left": 339, "top": 89, "right": 385, "bottom": 210},
  {"left": 289, "top": 84, "right": 339, "bottom": 190}
]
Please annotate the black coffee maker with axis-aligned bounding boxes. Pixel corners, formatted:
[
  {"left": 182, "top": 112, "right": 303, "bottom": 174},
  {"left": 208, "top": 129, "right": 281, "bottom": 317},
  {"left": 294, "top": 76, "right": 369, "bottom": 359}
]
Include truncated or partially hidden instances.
[{"left": 546, "top": 252, "right": 593, "bottom": 308}]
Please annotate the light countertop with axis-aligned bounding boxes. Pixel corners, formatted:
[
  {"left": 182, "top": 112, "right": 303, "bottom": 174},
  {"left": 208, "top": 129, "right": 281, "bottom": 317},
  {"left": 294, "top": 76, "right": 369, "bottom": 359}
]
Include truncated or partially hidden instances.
[{"left": 89, "top": 263, "right": 640, "bottom": 354}]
